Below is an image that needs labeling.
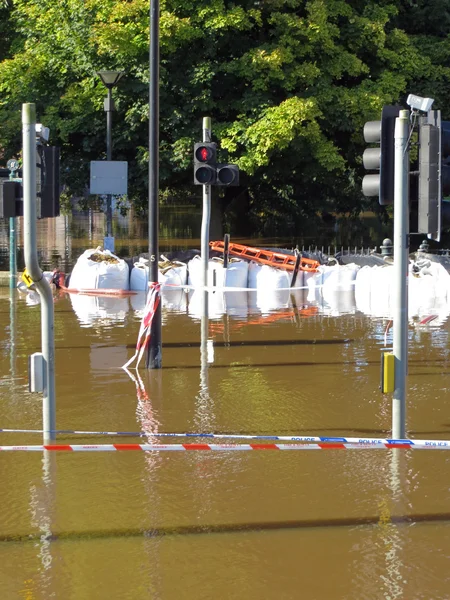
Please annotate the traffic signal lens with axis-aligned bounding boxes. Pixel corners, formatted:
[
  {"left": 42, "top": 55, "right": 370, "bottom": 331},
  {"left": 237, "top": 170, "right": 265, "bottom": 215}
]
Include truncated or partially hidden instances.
[
  {"left": 217, "top": 167, "right": 235, "bottom": 185},
  {"left": 196, "top": 166, "right": 214, "bottom": 184},
  {"left": 196, "top": 146, "right": 211, "bottom": 162}
]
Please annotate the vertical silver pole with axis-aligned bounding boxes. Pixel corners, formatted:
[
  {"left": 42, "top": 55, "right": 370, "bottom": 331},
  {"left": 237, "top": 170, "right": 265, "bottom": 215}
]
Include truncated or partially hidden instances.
[
  {"left": 200, "top": 118, "right": 211, "bottom": 384},
  {"left": 22, "top": 103, "right": 56, "bottom": 443},
  {"left": 392, "top": 109, "right": 409, "bottom": 439},
  {"left": 201, "top": 117, "right": 212, "bottom": 289}
]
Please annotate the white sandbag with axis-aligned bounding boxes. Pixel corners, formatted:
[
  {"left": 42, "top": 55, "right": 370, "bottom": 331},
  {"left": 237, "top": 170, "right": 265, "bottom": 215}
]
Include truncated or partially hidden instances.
[
  {"left": 248, "top": 262, "right": 291, "bottom": 313},
  {"left": 187, "top": 256, "right": 248, "bottom": 288},
  {"left": 188, "top": 255, "right": 219, "bottom": 288},
  {"left": 308, "top": 264, "right": 359, "bottom": 294},
  {"left": 160, "top": 263, "right": 188, "bottom": 287},
  {"left": 223, "top": 260, "right": 249, "bottom": 288},
  {"left": 70, "top": 248, "right": 129, "bottom": 290},
  {"left": 129, "top": 257, "right": 188, "bottom": 291},
  {"left": 70, "top": 294, "right": 129, "bottom": 327},
  {"left": 354, "top": 265, "right": 394, "bottom": 318},
  {"left": 129, "top": 258, "right": 148, "bottom": 291},
  {"left": 409, "top": 260, "right": 450, "bottom": 317}
]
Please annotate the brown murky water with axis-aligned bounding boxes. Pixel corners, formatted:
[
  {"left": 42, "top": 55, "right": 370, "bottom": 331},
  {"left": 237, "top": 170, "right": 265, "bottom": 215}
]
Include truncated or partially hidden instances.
[{"left": 1, "top": 212, "right": 450, "bottom": 599}]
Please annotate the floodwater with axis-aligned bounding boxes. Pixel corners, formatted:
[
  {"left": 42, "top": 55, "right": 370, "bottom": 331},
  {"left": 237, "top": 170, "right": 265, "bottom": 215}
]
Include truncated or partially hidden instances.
[{"left": 1, "top": 211, "right": 450, "bottom": 599}]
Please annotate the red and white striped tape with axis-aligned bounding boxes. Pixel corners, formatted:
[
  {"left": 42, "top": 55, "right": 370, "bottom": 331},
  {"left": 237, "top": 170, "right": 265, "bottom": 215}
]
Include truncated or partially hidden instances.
[{"left": 0, "top": 441, "right": 449, "bottom": 452}]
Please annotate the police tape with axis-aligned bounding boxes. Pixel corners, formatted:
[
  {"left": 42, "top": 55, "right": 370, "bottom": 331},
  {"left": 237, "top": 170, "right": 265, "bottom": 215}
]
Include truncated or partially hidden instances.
[
  {"left": 0, "top": 441, "right": 449, "bottom": 452},
  {"left": 1, "top": 429, "right": 450, "bottom": 448}
]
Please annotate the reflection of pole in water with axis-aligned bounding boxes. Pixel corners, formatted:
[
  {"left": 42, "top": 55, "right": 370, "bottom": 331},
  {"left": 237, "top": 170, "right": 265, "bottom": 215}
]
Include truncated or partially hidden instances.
[
  {"left": 377, "top": 449, "right": 408, "bottom": 600},
  {"left": 131, "top": 368, "right": 163, "bottom": 597},
  {"left": 197, "top": 289, "right": 215, "bottom": 431},
  {"left": 28, "top": 450, "right": 55, "bottom": 596},
  {"left": 9, "top": 287, "right": 16, "bottom": 378},
  {"left": 200, "top": 289, "right": 209, "bottom": 396}
]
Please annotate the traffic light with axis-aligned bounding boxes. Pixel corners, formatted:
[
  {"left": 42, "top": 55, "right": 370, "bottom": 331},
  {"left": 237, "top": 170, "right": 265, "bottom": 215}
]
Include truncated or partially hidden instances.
[
  {"left": 36, "top": 145, "right": 60, "bottom": 218},
  {"left": 418, "top": 110, "right": 450, "bottom": 241},
  {"left": 362, "top": 105, "right": 401, "bottom": 205},
  {"left": 217, "top": 164, "right": 239, "bottom": 186},
  {"left": 0, "top": 180, "right": 23, "bottom": 218},
  {"left": 194, "top": 143, "right": 240, "bottom": 186},
  {"left": 194, "top": 142, "right": 217, "bottom": 185}
]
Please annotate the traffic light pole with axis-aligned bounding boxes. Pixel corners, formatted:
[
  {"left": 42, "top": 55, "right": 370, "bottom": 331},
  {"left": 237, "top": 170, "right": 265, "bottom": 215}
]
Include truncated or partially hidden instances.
[
  {"left": 22, "top": 103, "right": 56, "bottom": 442},
  {"left": 200, "top": 118, "right": 211, "bottom": 383},
  {"left": 201, "top": 117, "right": 212, "bottom": 290},
  {"left": 392, "top": 109, "right": 410, "bottom": 439}
]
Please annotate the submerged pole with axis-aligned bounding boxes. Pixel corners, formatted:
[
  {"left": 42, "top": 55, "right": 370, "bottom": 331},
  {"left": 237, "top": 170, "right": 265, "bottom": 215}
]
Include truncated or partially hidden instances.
[
  {"left": 392, "top": 109, "right": 410, "bottom": 438},
  {"left": 146, "top": 0, "right": 162, "bottom": 369},
  {"left": 22, "top": 103, "right": 56, "bottom": 442}
]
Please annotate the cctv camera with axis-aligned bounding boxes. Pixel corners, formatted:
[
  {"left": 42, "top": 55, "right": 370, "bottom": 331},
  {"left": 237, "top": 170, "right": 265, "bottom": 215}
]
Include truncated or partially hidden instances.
[
  {"left": 406, "top": 94, "right": 434, "bottom": 113},
  {"left": 35, "top": 123, "right": 50, "bottom": 142}
]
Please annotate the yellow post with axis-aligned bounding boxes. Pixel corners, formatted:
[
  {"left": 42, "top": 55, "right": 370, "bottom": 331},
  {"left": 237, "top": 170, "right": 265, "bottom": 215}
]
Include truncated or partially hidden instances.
[{"left": 382, "top": 352, "right": 395, "bottom": 394}]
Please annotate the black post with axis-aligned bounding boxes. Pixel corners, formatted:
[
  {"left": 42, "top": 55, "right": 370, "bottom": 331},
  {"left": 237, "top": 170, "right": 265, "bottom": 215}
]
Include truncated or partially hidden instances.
[{"left": 146, "top": 0, "right": 162, "bottom": 368}]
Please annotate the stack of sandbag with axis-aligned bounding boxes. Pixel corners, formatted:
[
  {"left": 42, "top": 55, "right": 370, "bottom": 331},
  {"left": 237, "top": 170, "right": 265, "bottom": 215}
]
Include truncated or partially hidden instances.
[
  {"left": 248, "top": 262, "right": 291, "bottom": 313},
  {"left": 187, "top": 255, "right": 248, "bottom": 288},
  {"left": 69, "top": 247, "right": 129, "bottom": 290},
  {"left": 129, "top": 256, "right": 188, "bottom": 291}
]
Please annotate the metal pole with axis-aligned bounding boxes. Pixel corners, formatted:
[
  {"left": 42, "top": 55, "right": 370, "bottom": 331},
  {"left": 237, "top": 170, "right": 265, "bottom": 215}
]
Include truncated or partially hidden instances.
[
  {"left": 104, "top": 88, "right": 114, "bottom": 250},
  {"left": 9, "top": 217, "right": 16, "bottom": 290},
  {"left": 146, "top": 0, "right": 162, "bottom": 368},
  {"left": 22, "top": 103, "right": 56, "bottom": 443},
  {"left": 201, "top": 117, "right": 212, "bottom": 290},
  {"left": 392, "top": 109, "right": 410, "bottom": 438}
]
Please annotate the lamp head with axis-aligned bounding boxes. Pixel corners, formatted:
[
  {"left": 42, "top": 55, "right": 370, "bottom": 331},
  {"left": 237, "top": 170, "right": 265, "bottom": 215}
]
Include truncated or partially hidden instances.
[{"left": 96, "top": 70, "right": 125, "bottom": 89}]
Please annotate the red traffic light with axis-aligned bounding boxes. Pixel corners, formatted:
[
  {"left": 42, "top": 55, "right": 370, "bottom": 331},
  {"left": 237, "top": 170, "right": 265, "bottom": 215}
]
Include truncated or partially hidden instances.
[{"left": 195, "top": 145, "right": 213, "bottom": 163}]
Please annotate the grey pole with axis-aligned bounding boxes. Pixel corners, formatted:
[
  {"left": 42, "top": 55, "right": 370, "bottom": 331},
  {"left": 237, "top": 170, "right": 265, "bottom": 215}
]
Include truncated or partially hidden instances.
[
  {"left": 392, "top": 109, "right": 410, "bottom": 438},
  {"left": 145, "top": 0, "right": 162, "bottom": 368},
  {"left": 201, "top": 117, "right": 212, "bottom": 289},
  {"left": 22, "top": 103, "right": 56, "bottom": 443},
  {"left": 200, "top": 118, "right": 211, "bottom": 381}
]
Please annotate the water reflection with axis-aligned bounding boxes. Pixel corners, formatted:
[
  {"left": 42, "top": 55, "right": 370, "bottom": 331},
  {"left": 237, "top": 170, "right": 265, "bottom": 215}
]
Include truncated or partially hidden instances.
[
  {"left": 70, "top": 294, "right": 130, "bottom": 328},
  {"left": 28, "top": 452, "right": 56, "bottom": 597}
]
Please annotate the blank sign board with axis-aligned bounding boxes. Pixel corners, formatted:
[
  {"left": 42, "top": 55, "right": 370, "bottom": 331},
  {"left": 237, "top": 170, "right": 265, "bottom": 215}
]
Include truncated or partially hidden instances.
[{"left": 90, "top": 161, "right": 128, "bottom": 195}]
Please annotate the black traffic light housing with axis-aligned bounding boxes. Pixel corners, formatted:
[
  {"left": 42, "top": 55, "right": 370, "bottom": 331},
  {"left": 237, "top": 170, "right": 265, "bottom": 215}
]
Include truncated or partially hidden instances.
[
  {"left": 0, "top": 179, "right": 23, "bottom": 218},
  {"left": 362, "top": 105, "right": 401, "bottom": 205},
  {"left": 217, "top": 164, "right": 239, "bottom": 186},
  {"left": 194, "top": 142, "right": 217, "bottom": 185},
  {"left": 37, "top": 145, "right": 60, "bottom": 218},
  {"left": 194, "top": 142, "right": 239, "bottom": 186},
  {"left": 418, "top": 110, "right": 450, "bottom": 241}
]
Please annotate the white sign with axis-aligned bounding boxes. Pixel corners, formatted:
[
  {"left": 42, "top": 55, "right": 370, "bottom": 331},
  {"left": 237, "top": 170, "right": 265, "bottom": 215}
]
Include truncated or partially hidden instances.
[{"left": 90, "top": 161, "right": 128, "bottom": 195}]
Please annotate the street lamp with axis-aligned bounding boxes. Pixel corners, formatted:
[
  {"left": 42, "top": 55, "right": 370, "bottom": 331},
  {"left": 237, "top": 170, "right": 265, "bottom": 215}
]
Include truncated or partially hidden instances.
[{"left": 96, "top": 70, "right": 124, "bottom": 249}]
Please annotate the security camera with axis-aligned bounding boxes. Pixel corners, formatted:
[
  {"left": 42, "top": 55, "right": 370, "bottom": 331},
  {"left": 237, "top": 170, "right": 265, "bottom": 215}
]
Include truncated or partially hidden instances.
[
  {"left": 35, "top": 123, "right": 50, "bottom": 142},
  {"left": 406, "top": 94, "right": 434, "bottom": 113}
]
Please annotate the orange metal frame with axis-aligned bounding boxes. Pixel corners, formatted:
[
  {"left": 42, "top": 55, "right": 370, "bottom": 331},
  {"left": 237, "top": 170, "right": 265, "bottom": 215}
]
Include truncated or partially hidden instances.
[{"left": 209, "top": 241, "right": 319, "bottom": 272}]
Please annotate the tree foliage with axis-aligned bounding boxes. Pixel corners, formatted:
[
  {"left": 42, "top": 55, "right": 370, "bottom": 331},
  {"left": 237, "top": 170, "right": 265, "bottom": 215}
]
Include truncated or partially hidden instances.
[{"left": 0, "top": 0, "right": 450, "bottom": 234}]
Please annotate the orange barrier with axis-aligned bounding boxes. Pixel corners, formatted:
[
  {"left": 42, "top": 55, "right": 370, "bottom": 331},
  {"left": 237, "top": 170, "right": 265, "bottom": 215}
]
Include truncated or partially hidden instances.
[
  {"left": 209, "top": 306, "right": 319, "bottom": 334},
  {"left": 52, "top": 271, "right": 137, "bottom": 297},
  {"left": 209, "top": 241, "right": 320, "bottom": 272}
]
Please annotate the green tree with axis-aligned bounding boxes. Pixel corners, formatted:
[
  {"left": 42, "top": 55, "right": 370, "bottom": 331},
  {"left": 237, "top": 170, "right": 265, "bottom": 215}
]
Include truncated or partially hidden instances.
[{"left": 0, "top": 0, "right": 448, "bottom": 235}]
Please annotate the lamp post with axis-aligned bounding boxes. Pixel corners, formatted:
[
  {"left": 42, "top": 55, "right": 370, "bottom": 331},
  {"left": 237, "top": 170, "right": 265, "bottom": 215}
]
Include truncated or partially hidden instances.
[{"left": 96, "top": 70, "right": 124, "bottom": 251}]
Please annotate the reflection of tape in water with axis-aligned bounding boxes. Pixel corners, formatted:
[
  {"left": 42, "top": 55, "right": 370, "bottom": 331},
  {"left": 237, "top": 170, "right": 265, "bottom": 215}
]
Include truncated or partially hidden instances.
[
  {"left": 1, "top": 430, "right": 449, "bottom": 447},
  {"left": 1, "top": 441, "right": 450, "bottom": 451}
]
